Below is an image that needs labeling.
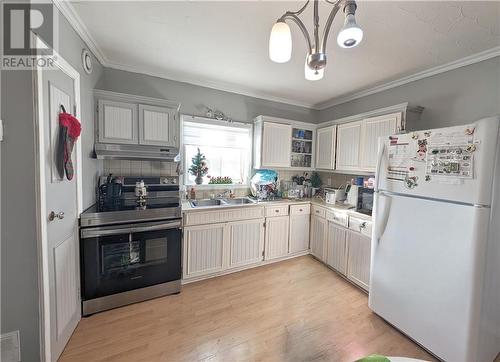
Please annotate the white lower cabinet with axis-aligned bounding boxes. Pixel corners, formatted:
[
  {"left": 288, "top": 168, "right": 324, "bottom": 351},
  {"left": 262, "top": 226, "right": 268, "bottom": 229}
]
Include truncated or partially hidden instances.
[
  {"left": 183, "top": 223, "right": 225, "bottom": 279},
  {"left": 183, "top": 218, "right": 264, "bottom": 280},
  {"left": 264, "top": 216, "right": 289, "bottom": 260},
  {"left": 228, "top": 219, "right": 265, "bottom": 269},
  {"left": 289, "top": 214, "right": 310, "bottom": 253},
  {"left": 346, "top": 231, "right": 371, "bottom": 291},
  {"left": 310, "top": 214, "right": 327, "bottom": 262},
  {"left": 326, "top": 222, "right": 348, "bottom": 275}
]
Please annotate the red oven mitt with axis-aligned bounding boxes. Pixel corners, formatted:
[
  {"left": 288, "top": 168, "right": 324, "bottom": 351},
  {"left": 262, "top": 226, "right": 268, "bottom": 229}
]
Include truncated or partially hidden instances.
[{"left": 59, "top": 111, "right": 82, "bottom": 180}]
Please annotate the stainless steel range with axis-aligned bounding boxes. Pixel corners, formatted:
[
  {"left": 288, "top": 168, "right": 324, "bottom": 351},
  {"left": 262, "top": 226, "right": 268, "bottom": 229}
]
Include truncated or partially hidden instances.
[{"left": 79, "top": 176, "right": 182, "bottom": 315}]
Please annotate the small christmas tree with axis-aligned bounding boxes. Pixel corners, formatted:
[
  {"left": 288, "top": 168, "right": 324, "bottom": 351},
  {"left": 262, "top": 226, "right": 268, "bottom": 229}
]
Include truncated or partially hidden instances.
[{"left": 189, "top": 148, "right": 209, "bottom": 184}]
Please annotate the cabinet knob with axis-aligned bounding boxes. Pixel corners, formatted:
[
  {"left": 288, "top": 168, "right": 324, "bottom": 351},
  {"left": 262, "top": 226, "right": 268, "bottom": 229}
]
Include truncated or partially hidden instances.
[{"left": 275, "top": 209, "right": 279, "bottom": 213}]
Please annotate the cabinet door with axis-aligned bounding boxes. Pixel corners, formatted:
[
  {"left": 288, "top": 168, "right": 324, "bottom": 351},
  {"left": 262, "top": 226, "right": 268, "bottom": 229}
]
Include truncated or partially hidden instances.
[
  {"left": 261, "top": 122, "right": 292, "bottom": 167},
  {"left": 360, "top": 112, "right": 401, "bottom": 172},
  {"left": 316, "top": 125, "right": 336, "bottom": 170},
  {"left": 183, "top": 224, "right": 225, "bottom": 278},
  {"left": 98, "top": 99, "right": 138, "bottom": 144},
  {"left": 347, "top": 231, "right": 371, "bottom": 291},
  {"left": 138, "top": 104, "right": 178, "bottom": 147},
  {"left": 289, "top": 214, "right": 310, "bottom": 253},
  {"left": 228, "top": 219, "right": 265, "bottom": 268},
  {"left": 336, "top": 121, "right": 362, "bottom": 171},
  {"left": 264, "top": 216, "right": 289, "bottom": 260},
  {"left": 326, "top": 222, "right": 348, "bottom": 275},
  {"left": 310, "top": 215, "right": 327, "bottom": 262}
]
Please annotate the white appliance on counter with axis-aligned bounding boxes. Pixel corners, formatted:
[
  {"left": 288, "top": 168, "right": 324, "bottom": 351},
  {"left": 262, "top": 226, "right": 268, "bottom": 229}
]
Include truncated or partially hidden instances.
[
  {"left": 369, "top": 116, "right": 500, "bottom": 362},
  {"left": 325, "top": 188, "right": 346, "bottom": 204}
]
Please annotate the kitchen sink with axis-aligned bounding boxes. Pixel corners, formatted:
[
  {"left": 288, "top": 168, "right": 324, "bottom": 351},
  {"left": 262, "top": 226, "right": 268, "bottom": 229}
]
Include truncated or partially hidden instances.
[
  {"left": 190, "top": 199, "right": 226, "bottom": 207},
  {"left": 222, "top": 197, "right": 256, "bottom": 205},
  {"left": 189, "top": 197, "right": 257, "bottom": 208}
]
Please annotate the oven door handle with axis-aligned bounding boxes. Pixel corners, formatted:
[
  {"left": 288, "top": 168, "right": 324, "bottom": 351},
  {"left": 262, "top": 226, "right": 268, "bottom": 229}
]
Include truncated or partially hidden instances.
[{"left": 81, "top": 221, "right": 181, "bottom": 238}]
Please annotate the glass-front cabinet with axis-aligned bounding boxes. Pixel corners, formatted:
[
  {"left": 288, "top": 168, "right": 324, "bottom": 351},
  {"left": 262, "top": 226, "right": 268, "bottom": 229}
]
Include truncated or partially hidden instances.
[{"left": 291, "top": 127, "right": 313, "bottom": 168}]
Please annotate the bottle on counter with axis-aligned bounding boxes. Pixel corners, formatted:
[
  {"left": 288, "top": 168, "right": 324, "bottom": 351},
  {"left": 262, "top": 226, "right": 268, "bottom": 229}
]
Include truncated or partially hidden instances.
[{"left": 190, "top": 187, "right": 196, "bottom": 200}]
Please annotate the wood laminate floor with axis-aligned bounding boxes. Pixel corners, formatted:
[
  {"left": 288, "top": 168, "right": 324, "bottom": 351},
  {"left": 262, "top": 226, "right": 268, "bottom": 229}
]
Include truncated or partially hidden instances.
[{"left": 60, "top": 256, "right": 437, "bottom": 362}]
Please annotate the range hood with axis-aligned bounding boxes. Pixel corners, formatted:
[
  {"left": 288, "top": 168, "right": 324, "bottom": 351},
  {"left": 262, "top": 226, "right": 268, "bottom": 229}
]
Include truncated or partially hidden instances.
[{"left": 94, "top": 143, "right": 180, "bottom": 161}]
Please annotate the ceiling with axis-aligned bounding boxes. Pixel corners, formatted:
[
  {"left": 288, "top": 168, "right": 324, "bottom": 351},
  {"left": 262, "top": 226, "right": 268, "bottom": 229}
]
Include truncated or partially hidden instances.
[{"left": 70, "top": 1, "right": 500, "bottom": 109}]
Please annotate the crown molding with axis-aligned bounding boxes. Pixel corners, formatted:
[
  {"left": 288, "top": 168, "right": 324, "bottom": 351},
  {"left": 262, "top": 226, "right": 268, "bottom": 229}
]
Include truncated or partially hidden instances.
[
  {"left": 55, "top": 0, "right": 500, "bottom": 113},
  {"left": 52, "top": 0, "right": 108, "bottom": 66},
  {"left": 314, "top": 46, "right": 500, "bottom": 110}
]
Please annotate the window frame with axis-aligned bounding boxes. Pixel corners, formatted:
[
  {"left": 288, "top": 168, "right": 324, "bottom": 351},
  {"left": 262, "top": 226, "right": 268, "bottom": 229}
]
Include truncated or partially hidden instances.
[{"left": 180, "top": 115, "right": 253, "bottom": 189}]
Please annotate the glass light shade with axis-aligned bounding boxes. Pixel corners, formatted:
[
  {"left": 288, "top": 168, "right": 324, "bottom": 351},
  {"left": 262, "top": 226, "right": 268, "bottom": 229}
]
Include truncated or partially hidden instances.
[
  {"left": 337, "top": 14, "right": 363, "bottom": 48},
  {"left": 269, "top": 21, "right": 292, "bottom": 63},
  {"left": 305, "top": 58, "right": 324, "bottom": 81}
]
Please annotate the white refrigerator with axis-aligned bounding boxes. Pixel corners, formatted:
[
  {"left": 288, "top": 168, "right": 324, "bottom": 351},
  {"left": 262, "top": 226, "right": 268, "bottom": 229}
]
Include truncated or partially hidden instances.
[{"left": 369, "top": 116, "right": 500, "bottom": 362}]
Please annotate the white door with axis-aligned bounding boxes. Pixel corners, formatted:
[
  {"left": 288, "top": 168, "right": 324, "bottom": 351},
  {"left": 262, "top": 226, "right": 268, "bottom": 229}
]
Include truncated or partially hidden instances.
[
  {"left": 336, "top": 121, "right": 362, "bottom": 171},
  {"left": 183, "top": 224, "right": 225, "bottom": 278},
  {"left": 326, "top": 222, "right": 348, "bottom": 275},
  {"left": 289, "top": 214, "right": 310, "bottom": 253},
  {"left": 316, "top": 125, "right": 336, "bottom": 170},
  {"left": 360, "top": 112, "right": 401, "bottom": 172},
  {"left": 310, "top": 215, "right": 327, "bottom": 262},
  {"left": 138, "top": 104, "right": 177, "bottom": 147},
  {"left": 98, "top": 99, "right": 138, "bottom": 144},
  {"left": 264, "top": 216, "right": 289, "bottom": 260},
  {"left": 261, "top": 122, "right": 291, "bottom": 167},
  {"left": 227, "top": 219, "right": 265, "bottom": 268},
  {"left": 346, "top": 231, "right": 371, "bottom": 290},
  {"left": 40, "top": 64, "right": 81, "bottom": 360}
]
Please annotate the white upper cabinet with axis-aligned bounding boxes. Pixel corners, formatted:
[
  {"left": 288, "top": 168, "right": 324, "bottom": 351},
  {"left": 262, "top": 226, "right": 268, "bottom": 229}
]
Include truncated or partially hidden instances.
[
  {"left": 261, "top": 122, "right": 292, "bottom": 168},
  {"left": 98, "top": 99, "right": 138, "bottom": 144},
  {"left": 336, "top": 120, "right": 363, "bottom": 171},
  {"left": 315, "top": 125, "right": 336, "bottom": 170},
  {"left": 138, "top": 104, "right": 178, "bottom": 147},
  {"left": 95, "top": 90, "right": 180, "bottom": 147},
  {"left": 360, "top": 112, "right": 402, "bottom": 172}
]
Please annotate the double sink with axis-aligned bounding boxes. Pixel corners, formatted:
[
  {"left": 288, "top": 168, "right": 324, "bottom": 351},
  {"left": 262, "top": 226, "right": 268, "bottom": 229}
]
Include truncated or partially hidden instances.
[{"left": 190, "top": 196, "right": 257, "bottom": 208}]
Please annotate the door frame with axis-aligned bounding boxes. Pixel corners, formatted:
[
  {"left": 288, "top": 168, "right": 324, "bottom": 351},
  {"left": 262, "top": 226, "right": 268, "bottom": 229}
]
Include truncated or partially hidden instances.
[{"left": 32, "top": 34, "right": 82, "bottom": 362}]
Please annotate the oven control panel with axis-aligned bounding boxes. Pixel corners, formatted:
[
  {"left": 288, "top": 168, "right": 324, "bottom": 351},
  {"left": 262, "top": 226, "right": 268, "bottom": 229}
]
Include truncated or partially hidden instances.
[{"left": 161, "top": 177, "right": 179, "bottom": 185}]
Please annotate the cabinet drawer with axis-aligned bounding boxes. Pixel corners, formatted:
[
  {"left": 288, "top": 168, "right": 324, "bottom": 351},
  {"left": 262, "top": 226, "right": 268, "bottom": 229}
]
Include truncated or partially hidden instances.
[
  {"left": 311, "top": 205, "right": 326, "bottom": 218},
  {"left": 349, "top": 216, "right": 373, "bottom": 237},
  {"left": 265, "top": 205, "right": 289, "bottom": 217},
  {"left": 290, "top": 204, "right": 310, "bottom": 215},
  {"left": 326, "top": 210, "right": 348, "bottom": 227}
]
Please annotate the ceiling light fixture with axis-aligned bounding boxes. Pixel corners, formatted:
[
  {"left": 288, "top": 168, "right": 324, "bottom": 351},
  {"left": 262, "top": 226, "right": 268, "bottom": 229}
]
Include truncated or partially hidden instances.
[{"left": 269, "top": 0, "right": 363, "bottom": 81}]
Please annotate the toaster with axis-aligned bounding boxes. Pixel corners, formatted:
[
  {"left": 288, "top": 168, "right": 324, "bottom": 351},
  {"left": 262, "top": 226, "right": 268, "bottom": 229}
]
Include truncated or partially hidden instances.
[{"left": 325, "top": 188, "right": 346, "bottom": 204}]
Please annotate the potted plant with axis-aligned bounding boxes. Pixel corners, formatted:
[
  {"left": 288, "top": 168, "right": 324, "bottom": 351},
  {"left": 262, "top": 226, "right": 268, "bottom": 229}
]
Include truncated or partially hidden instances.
[
  {"left": 310, "top": 171, "right": 321, "bottom": 196},
  {"left": 188, "top": 148, "right": 209, "bottom": 185}
]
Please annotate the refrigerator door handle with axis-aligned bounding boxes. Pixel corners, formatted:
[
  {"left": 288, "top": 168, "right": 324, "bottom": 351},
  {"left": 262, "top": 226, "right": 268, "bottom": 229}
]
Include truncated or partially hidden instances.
[
  {"left": 375, "top": 141, "right": 386, "bottom": 192},
  {"left": 376, "top": 192, "right": 392, "bottom": 244}
]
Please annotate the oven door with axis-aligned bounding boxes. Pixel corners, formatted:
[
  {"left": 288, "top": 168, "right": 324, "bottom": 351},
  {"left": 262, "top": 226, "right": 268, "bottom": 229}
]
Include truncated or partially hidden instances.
[{"left": 80, "top": 219, "right": 181, "bottom": 301}]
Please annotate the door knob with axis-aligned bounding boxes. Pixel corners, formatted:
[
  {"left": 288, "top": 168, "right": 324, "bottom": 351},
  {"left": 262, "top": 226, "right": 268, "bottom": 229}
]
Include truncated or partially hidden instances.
[{"left": 49, "top": 211, "right": 65, "bottom": 221}]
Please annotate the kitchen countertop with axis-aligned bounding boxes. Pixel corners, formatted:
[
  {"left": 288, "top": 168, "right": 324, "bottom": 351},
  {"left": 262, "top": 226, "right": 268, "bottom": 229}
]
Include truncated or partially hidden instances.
[{"left": 182, "top": 197, "right": 372, "bottom": 221}]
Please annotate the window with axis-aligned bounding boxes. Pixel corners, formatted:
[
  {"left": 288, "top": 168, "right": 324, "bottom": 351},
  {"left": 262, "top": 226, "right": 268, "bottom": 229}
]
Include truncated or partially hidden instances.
[{"left": 183, "top": 117, "right": 252, "bottom": 186}]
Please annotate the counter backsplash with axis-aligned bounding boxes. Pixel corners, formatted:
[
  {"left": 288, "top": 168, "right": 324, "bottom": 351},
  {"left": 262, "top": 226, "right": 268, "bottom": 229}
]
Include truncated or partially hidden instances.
[{"left": 103, "top": 160, "right": 177, "bottom": 177}]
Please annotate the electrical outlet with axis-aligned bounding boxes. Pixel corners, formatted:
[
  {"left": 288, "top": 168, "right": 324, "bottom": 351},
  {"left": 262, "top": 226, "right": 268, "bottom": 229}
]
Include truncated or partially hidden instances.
[
  {"left": 0, "top": 119, "right": 3, "bottom": 141},
  {"left": 1, "top": 331, "right": 21, "bottom": 362},
  {"left": 327, "top": 177, "right": 332, "bottom": 186}
]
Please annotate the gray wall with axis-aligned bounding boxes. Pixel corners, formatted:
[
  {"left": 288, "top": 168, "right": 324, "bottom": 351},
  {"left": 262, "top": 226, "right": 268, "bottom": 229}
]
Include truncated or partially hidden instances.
[
  {"left": 0, "top": 9, "right": 102, "bottom": 362},
  {"left": 318, "top": 56, "right": 500, "bottom": 131},
  {"left": 96, "top": 68, "right": 318, "bottom": 124}
]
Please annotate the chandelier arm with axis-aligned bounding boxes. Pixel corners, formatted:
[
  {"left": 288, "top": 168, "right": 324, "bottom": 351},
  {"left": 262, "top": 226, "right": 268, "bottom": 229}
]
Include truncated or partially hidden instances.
[
  {"left": 313, "top": 0, "right": 320, "bottom": 52},
  {"left": 280, "top": 0, "right": 309, "bottom": 18},
  {"left": 281, "top": 14, "right": 313, "bottom": 55},
  {"left": 319, "top": 0, "right": 343, "bottom": 54}
]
